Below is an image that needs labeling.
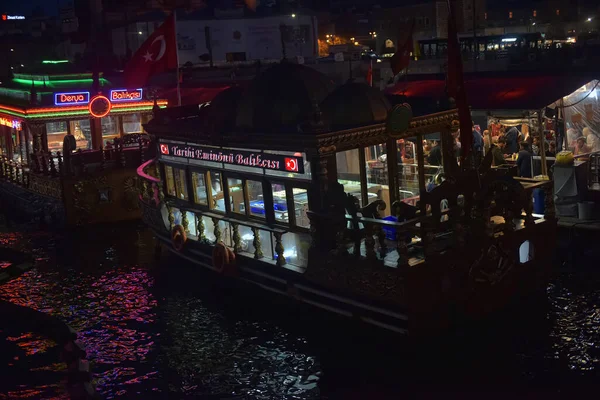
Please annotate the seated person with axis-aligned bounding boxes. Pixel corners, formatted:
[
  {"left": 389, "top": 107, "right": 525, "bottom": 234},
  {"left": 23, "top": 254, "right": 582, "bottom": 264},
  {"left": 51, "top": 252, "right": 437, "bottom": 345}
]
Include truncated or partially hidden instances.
[{"left": 492, "top": 136, "right": 507, "bottom": 166}]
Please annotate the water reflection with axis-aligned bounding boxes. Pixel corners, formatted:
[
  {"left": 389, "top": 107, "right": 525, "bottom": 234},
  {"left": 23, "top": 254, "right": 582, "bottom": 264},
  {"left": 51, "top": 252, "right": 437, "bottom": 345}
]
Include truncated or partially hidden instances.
[{"left": 0, "top": 224, "right": 600, "bottom": 398}]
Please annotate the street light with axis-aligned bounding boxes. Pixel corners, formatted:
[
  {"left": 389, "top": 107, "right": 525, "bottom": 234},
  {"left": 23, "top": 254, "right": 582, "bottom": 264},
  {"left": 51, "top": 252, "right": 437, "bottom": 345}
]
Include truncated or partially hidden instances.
[
  {"left": 587, "top": 17, "right": 592, "bottom": 22},
  {"left": 138, "top": 31, "right": 143, "bottom": 35},
  {"left": 291, "top": 14, "right": 296, "bottom": 18}
]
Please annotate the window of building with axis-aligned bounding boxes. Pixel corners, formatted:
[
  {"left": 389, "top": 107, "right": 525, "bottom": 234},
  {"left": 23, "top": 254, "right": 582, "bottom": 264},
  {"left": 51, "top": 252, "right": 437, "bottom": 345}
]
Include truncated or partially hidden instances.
[
  {"left": 101, "top": 115, "right": 118, "bottom": 145},
  {"left": 209, "top": 171, "right": 225, "bottom": 212},
  {"left": 424, "top": 17, "right": 429, "bottom": 26},
  {"left": 191, "top": 171, "right": 207, "bottom": 205},
  {"left": 246, "top": 180, "right": 265, "bottom": 219},
  {"left": 556, "top": 9, "right": 560, "bottom": 16},
  {"left": 533, "top": 10, "right": 537, "bottom": 17},
  {"left": 484, "top": 12, "right": 487, "bottom": 20},
  {"left": 336, "top": 148, "right": 363, "bottom": 206},
  {"left": 122, "top": 113, "right": 142, "bottom": 134},
  {"left": 174, "top": 167, "right": 188, "bottom": 200},
  {"left": 509, "top": 11, "right": 513, "bottom": 19},
  {"left": 227, "top": 177, "right": 244, "bottom": 214},
  {"left": 46, "top": 121, "right": 68, "bottom": 152}
]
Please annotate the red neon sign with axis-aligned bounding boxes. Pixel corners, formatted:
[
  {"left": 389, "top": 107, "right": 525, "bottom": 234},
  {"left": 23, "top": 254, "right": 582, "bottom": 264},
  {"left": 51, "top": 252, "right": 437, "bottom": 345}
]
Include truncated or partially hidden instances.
[
  {"left": 285, "top": 158, "right": 299, "bottom": 172},
  {"left": 88, "top": 95, "right": 112, "bottom": 118},
  {"left": 110, "top": 89, "right": 143, "bottom": 102},
  {"left": 0, "top": 117, "right": 21, "bottom": 131}
]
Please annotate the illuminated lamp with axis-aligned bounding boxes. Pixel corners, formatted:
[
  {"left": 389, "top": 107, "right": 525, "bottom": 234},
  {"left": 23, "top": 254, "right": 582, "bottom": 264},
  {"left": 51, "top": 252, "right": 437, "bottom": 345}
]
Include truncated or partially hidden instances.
[{"left": 89, "top": 95, "right": 112, "bottom": 118}]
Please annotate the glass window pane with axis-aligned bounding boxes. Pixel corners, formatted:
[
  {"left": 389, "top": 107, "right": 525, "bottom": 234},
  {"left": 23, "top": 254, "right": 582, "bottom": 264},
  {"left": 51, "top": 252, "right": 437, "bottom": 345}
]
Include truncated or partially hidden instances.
[
  {"left": 365, "top": 143, "right": 390, "bottom": 217},
  {"left": 292, "top": 188, "right": 309, "bottom": 228},
  {"left": 280, "top": 232, "right": 310, "bottom": 267},
  {"left": 191, "top": 171, "right": 207, "bottom": 205},
  {"left": 69, "top": 119, "right": 91, "bottom": 150},
  {"left": 174, "top": 167, "right": 188, "bottom": 200},
  {"left": 186, "top": 211, "right": 197, "bottom": 237},
  {"left": 46, "top": 121, "right": 68, "bottom": 152},
  {"left": 165, "top": 165, "right": 176, "bottom": 197},
  {"left": 209, "top": 171, "right": 225, "bottom": 212},
  {"left": 397, "top": 138, "right": 421, "bottom": 203},
  {"left": 271, "top": 182, "right": 289, "bottom": 223},
  {"left": 246, "top": 180, "right": 265, "bottom": 219},
  {"left": 123, "top": 113, "right": 142, "bottom": 134},
  {"left": 101, "top": 115, "right": 118, "bottom": 145},
  {"left": 227, "top": 177, "right": 244, "bottom": 214},
  {"left": 336, "top": 149, "right": 363, "bottom": 206}
]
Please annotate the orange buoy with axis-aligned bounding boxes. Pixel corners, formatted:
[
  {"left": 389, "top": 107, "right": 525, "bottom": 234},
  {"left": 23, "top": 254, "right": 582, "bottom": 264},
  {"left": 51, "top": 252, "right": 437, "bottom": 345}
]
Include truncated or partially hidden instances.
[
  {"left": 212, "top": 241, "right": 237, "bottom": 275},
  {"left": 171, "top": 225, "right": 187, "bottom": 251}
]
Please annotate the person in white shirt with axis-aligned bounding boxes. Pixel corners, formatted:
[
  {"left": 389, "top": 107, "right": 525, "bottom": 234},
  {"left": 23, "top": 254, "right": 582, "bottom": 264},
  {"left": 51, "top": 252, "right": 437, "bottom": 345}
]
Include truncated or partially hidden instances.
[{"left": 583, "top": 127, "right": 600, "bottom": 153}]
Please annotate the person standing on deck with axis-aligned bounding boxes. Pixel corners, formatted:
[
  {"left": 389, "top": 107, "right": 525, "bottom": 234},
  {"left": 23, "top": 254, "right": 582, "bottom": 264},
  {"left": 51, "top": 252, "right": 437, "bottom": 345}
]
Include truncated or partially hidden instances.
[
  {"left": 504, "top": 126, "right": 520, "bottom": 155},
  {"left": 427, "top": 140, "right": 442, "bottom": 166},
  {"left": 491, "top": 136, "right": 507, "bottom": 166},
  {"left": 516, "top": 142, "right": 533, "bottom": 178}
]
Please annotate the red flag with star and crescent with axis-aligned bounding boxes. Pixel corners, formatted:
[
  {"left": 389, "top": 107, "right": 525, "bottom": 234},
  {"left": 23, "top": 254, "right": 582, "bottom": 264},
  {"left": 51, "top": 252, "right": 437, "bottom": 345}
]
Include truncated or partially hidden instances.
[{"left": 124, "top": 14, "right": 177, "bottom": 88}]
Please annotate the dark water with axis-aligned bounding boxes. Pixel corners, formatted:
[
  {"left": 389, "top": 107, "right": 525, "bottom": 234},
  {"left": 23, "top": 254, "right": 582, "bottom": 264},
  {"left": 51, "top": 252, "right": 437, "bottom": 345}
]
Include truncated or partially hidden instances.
[{"left": 1, "top": 223, "right": 600, "bottom": 399}]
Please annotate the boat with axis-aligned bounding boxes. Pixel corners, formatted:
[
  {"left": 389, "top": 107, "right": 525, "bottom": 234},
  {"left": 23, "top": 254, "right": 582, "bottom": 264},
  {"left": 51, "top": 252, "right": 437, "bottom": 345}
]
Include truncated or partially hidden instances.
[
  {"left": 0, "top": 69, "right": 167, "bottom": 225},
  {"left": 137, "top": 62, "right": 556, "bottom": 336}
]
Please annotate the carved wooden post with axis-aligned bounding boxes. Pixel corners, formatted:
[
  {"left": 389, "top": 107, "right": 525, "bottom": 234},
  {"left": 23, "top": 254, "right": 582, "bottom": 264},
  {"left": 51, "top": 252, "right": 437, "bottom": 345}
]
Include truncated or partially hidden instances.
[
  {"left": 139, "top": 138, "right": 145, "bottom": 163},
  {"left": 119, "top": 143, "right": 126, "bottom": 167},
  {"left": 232, "top": 223, "right": 242, "bottom": 253},
  {"left": 524, "top": 189, "right": 535, "bottom": 226},
  {"left": 56, "top": 152, "right": 63, "bottom": 176},
  {"left": 100, "top": 146, "right": 106, "bottom": 171},
  {"left": 181, "top": 210, "right": 189, "bottom": 234},
  {"left": 196, "top": 213, "right": 205, "bottom": 240},
  {"left": 251, "top": 227, "right": 263, "bottom": 259},
  {"left": 364, "top": 223, "right": 376, "bottom": 260},
  {"left": 167, "top": 205, "right": 174, "bottom": 230},
  {"left": 41, "top": 152, "right": 49, "bottom": 175},
  {"left": 396, "top": 233, "right": 409, "bottom": 269},
  {"left": 142, "top": 180, "right": 150, "bottom": 202},
  {"left": 544, "top": 182, "right": 556, "bottom": 220},
  {"left": 274, "top": 232, "right": 286, "bottom": 266},
  {"left": 49, "top": 153, "right": 57, "bottom": 177},
  {"left": 212, "top": 217, "right": 221, "bottom": 243}
]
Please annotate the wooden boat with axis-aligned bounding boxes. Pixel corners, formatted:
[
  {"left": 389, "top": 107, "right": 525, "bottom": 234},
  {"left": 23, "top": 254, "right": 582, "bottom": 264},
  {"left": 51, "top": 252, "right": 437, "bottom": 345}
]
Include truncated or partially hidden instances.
[
  {"left": 0, "top": 70, "right": 167, "bottom": 225},
  {"left": 138, "top": 63, "right": 556, "bottom": 336}
]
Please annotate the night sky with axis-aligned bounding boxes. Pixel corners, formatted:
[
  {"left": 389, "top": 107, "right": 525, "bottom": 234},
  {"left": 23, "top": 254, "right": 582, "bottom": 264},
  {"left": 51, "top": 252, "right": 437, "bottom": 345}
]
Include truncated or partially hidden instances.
[{"left": 2, "top": 0, "right": 65, "bottom": 16}]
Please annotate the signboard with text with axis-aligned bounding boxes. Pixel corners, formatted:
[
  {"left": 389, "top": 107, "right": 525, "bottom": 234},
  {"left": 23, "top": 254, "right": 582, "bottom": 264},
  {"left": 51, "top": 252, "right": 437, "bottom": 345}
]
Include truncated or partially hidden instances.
[
  {"left": 159, "top": 142, "right": 304, "bottom": 174},
  {"left": 55, "top": 91, "right": 90, "bottom": 106},
  {"left": 110, "top": 89, "right": 143, "bottom": 102},
  {"left": 0, "top": 117, "right": 22, "bottom": 130}
]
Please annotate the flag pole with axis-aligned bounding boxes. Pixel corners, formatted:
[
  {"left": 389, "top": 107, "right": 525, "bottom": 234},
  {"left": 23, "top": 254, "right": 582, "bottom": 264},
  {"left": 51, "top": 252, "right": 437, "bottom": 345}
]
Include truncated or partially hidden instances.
[{"left": 174, "top": 10, "right": 182, "bottom": 106}]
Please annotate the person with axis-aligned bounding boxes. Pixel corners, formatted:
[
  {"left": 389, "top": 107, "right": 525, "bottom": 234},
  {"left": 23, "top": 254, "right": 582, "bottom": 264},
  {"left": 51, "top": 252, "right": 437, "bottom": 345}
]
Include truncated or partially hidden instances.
[
  {"left": 532, "top": 136, "right": 540, "bottom": 156},
  {"left": 427, "top": 140, "right": 442, "bottom": 166},
  {"left": 574, "top": 137, "right": 591, "bottom": 156},
  {"left": 567, "top": 128, "right": 580, "bottom": 150},
  {"left": 546, "top": 141, "right": 557, "bottom": 158},
  {"left": 472, "top": 126, "right": 484, "bottom": 153},
  {"left": 516, "top": 142, "right": 533, "bottom": 178},
  {"left": 491, "top": 136, "right": 507, "bottom": 166},
  {"left": 62, "top": 130, "right": 76, "bottom": 156},
  {"left": 583, "top": 127, "right": 600, "bottom": 153},
  {"left": 504, "top": 125, "right": 520, "bottom": 154}
]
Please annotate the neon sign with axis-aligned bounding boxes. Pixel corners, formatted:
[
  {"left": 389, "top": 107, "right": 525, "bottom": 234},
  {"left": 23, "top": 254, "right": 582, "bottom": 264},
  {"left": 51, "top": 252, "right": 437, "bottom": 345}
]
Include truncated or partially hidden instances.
[
  {"left": 0, "top": 117, "right": 21, "bottom": 131},
  {"left": 2, "top": 15, "right": 26, "bottom": 21},
  {"left": 159, "top": 142, "right": 305, "bottom": 174},
  {"left": 55, "top": 92, "right": 90, "bottom": 106},
  {"left": 89, "top": 95, "right": 112, "bottom": 118},
  {"left": 110, "top": 89, "right": 143, "bottom": 102}
]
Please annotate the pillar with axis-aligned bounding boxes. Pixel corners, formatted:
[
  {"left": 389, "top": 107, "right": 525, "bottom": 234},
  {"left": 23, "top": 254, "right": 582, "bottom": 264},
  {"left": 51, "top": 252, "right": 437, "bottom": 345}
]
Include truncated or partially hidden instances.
[{"left": 91, "top": 117, "right": 102, "bottom": 150}]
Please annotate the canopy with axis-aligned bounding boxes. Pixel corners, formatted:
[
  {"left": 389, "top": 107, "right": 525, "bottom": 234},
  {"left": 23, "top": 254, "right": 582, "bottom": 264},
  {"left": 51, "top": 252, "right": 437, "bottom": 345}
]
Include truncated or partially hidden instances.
[{"left": 385, "top": 73, "right": 597, "bottom": 111}]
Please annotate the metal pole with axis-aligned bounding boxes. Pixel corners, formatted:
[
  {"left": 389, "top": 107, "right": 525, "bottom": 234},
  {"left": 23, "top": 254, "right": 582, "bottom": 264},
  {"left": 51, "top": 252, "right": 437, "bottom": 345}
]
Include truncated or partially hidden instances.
[
  {"left": 174, "top": 10, "right": 182, "bottom": 106},
  {"left": 538, "top": 109, "right": 548, "bottom": 178}
]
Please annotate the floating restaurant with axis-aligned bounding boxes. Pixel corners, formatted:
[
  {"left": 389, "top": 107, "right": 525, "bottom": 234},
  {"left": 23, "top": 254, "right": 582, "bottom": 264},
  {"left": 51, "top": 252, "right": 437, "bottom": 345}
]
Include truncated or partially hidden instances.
[
  {"left": 0, "top": 68, "right": 167, "bottom": 225},
  {"left": 138, "top": 63, "right": 556, "bottom": 335}
]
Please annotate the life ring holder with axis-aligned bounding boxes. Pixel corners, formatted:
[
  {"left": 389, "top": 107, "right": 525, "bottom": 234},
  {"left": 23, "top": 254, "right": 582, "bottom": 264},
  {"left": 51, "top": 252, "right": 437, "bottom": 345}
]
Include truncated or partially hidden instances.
[
  {"left": 171, "top": 225, "right": 187, "bottom": 251},
  {"left": 212, "top": 241, "right": 237, "bottom": 276}
]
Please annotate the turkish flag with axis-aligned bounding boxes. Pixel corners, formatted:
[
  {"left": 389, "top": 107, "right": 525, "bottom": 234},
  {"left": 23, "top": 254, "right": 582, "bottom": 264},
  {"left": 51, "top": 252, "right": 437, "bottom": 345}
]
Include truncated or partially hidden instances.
[
  {"left": 446, "top": 0, "right": 472, "bottom": 161},
  {"left": 124, "top": 15, "right": 177, "bottom": 88},
  {"left": 390, "top": 20, "right": 415, "bottom": 76}
]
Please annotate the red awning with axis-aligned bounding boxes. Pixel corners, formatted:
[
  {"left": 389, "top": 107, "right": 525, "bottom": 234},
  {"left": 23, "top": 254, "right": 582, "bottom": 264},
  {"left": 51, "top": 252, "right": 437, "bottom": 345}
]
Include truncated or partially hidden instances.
[
  {"left": 157, "top": 85, "right": 231, "bottom": 107},
  {"left": 385, "top": 75, "right": 595, "bottom": 110}
]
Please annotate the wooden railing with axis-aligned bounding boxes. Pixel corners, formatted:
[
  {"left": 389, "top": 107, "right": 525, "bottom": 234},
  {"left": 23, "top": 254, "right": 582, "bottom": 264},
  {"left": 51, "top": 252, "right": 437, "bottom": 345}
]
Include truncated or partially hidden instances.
[
  {"left": 0, "top": 157, "right": 29, "bottom": 187},
  {"left": 332, "top": 178, "right": 555, "bottom": 268}
]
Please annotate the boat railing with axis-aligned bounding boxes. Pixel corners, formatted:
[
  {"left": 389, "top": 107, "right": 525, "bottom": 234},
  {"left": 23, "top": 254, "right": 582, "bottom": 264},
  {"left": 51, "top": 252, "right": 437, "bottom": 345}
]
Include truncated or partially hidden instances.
[
  {"left": 0, "top": 156, "right": 29, "bottom": 188},
  {"left": 335, "top": 178, "right": 555, "bottom": 268}
]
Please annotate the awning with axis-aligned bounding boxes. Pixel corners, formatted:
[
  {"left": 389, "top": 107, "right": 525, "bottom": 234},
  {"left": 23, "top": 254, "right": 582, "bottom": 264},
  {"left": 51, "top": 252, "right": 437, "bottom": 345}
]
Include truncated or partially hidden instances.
[{"left": 385, "top": 73, "right": 597, "bottom": 111}]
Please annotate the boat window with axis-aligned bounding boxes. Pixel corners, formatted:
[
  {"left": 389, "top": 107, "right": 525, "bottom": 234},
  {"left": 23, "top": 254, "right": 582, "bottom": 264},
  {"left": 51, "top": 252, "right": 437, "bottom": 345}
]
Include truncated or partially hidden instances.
[
  {"left": 101, "top": 115, "right": 118, "bottom": 145},
  {"left": 165, "top": 165, "right": 176, "bottom": 196},
  {"left": 336, "top": 149, "right": 364, "bottom": 206},
  {"left": 122, "top": 113, "right": 142, "bottom": 134},
  {"left": 271, "top": 182, "right": 289, "bottom": 223},
  {"left": 397, "top": 137, "right": 421, "bottom": 204},
  {"left": 209, "top": 171, "right": 225, "bottom": 212},
  {"left": 69, "top": 119, "right": 92, "bottom": 150},
  {"left": 278, "top": 232, "right": 310, "bottom": 267},
  {"left": 191, "top": 171, "right": 207, "bottom": 205},
  {"left": 246, "top": 179, "right": 265, "bottom": 219},
  {"left": 291, "top": 187, "right": 310, "bottom": 228},
  {"left": 227, "top": 177, "right": 245, "bottom": 214},
  {"left": 365, "top": 144, "right": 391, "bottom": 217},
  {"left": 173, "top": 167, "right": 188, "bottom": 201}
]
